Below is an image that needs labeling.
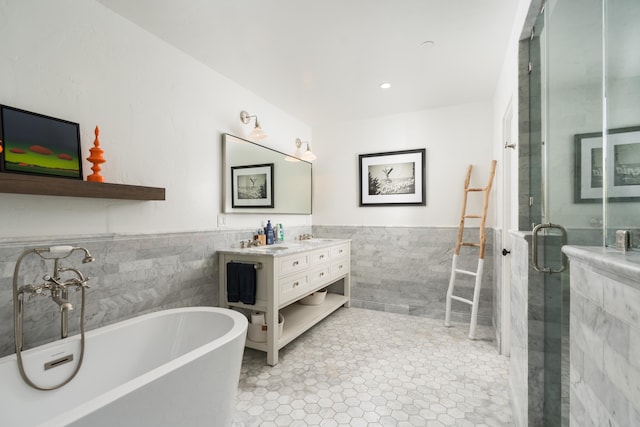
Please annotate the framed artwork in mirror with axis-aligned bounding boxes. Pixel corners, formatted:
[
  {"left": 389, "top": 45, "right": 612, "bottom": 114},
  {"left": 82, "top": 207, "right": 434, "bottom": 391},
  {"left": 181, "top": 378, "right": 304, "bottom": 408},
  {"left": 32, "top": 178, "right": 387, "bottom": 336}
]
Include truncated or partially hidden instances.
[
  {"left": 222, "top": 134, "right": 311, "bottom": 214},
  {"left": 575, "top": 126, "right": 640, "bottom": 203},
  {"left": 0, "top": 105, "right": 83, "bottom": 179},
  {"left": 231, "top": 163, "right": 274, "bottom": 208},
  {"left": 359, "top": 148, "right": 426, "bottom": 206}
]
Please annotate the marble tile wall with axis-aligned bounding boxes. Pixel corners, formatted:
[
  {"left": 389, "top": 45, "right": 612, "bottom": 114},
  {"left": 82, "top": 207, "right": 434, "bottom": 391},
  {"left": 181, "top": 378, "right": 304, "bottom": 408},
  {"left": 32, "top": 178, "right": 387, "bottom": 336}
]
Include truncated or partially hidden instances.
[
  {"left": 509, "top": 231, "right": 545, "bottom": 427},
  {"left": 564, "top": 246, "right": 640, "bottom": 427},
  {"left": 0, "top": 226, "right": 312, "bottom": 358},
  {"left": 494, "top": 229, "right": 503, "bottom": 349},
  {"left": 313, "top": 225, "right": 495, "bottom": 326},
  {"left": 1, "top": 224, "right": 495, "bottom": 359}
]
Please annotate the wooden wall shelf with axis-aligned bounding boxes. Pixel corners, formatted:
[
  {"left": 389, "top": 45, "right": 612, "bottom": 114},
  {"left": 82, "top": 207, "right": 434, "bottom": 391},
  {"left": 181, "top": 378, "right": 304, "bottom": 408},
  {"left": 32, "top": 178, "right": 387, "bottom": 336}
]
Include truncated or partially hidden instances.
[{"left": 0, "top": 173, "right": 165, "bottom": 201}]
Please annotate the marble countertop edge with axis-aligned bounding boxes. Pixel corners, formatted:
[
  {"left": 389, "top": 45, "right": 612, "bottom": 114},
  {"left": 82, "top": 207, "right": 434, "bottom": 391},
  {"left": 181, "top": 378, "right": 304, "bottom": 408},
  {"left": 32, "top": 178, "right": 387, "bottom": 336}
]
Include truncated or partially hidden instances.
[{"left": 562, "top": 245, "right": 640, "bottom": 287}]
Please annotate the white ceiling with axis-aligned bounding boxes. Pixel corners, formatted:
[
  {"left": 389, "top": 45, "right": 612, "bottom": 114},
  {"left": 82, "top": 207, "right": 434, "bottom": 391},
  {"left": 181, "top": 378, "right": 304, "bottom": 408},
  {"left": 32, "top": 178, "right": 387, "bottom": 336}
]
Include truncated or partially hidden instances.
[{"left": 97, "top": 0, "right": 519, "bottom": 125}]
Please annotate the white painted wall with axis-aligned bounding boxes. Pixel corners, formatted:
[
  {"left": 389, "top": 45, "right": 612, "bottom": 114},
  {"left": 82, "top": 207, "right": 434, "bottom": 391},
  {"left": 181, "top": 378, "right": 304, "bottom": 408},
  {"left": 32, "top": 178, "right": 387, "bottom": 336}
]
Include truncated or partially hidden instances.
[
  {"left": 312, "top": 102, "right": 495, "bottom": 227},
  {"left": 0, "top": 0, "right": 312, "bottom": 239}
]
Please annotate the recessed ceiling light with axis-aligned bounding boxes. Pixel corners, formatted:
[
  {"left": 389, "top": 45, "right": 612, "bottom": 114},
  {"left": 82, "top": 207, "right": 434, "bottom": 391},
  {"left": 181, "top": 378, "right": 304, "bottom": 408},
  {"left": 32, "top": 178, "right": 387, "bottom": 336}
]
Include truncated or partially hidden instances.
[{"left": 379, "top": 82, "right": 391, "bottom": 89}]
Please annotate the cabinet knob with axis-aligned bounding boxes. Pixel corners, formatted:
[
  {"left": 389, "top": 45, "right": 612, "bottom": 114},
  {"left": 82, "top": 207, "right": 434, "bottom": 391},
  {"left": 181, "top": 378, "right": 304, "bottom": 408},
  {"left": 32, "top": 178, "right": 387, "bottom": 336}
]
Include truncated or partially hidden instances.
[
  {"left": 293, "top": 261, "right": 299, "bottom": 266},
  {"left": 320, "top": 272, "right": 325, "bottom": 277},
  {"left": 319, "top": 255, "right": 324, "bottom": 259},
  {"left": 293, "top": 281, "right": 299, "bottom": 287}
]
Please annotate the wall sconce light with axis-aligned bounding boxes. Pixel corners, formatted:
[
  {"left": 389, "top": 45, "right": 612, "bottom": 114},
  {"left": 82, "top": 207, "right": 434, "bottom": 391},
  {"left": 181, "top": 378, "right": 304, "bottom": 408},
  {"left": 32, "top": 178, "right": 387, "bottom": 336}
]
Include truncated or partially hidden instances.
[
  {"left": 240, "top": 110, "right": 268, "bottom": 140},
  {"left": 294, "top": 138, "right": 316, "bottom": 161}
]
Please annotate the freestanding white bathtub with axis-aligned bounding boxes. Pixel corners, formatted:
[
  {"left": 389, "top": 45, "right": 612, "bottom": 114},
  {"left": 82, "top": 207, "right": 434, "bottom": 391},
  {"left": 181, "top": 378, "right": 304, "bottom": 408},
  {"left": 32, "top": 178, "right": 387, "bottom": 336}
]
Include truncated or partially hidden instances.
[{"left": 0, "top": 307, "right": 248, "bottom": 427}]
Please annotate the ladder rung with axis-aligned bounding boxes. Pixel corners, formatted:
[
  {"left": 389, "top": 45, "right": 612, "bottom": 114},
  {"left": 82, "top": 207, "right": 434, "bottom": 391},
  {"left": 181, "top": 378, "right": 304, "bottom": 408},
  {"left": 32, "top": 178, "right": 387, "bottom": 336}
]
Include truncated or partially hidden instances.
[
  {"left": 461, "top": 242, "right": 481, "bottom": 247},
  {"left": 464, "top": 214, "right": 482, "bottom": 218},
  {"left": 454, "top": 269, "right": 478, "bottom": 277},
  {"left": 466, "top": 187, "right": 485, "bottom": 192},
  {"left": 450, "top": 295, "right": 473, "bottom": 305}
]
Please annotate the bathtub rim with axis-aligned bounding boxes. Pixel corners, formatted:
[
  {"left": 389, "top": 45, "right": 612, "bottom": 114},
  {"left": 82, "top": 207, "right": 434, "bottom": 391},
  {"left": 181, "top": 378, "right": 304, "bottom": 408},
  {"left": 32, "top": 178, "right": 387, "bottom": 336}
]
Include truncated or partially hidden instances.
[{"left": 1, "top": 306, "right": 247, "bottom": 427}]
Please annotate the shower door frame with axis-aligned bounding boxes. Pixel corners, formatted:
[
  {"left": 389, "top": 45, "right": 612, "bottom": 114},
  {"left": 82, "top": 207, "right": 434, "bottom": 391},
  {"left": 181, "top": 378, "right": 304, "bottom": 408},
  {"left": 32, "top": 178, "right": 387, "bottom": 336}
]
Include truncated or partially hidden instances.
[{"left": 517, "top": 1, "right": 570, "bottom": 425}]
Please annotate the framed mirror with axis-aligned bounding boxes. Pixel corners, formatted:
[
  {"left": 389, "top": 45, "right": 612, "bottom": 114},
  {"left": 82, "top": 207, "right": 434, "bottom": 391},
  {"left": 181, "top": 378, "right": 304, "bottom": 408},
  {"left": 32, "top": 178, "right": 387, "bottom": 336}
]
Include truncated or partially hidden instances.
[{"left": 222, "top": 133, "right": 312, "bottom": 214}]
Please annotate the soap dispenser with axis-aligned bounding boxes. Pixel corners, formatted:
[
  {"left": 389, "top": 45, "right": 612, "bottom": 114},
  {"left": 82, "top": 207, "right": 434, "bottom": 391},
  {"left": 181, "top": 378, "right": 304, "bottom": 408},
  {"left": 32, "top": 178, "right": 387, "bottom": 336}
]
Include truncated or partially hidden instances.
[{"left": 265, "top": 220, "right": 275, "bottom": 245}]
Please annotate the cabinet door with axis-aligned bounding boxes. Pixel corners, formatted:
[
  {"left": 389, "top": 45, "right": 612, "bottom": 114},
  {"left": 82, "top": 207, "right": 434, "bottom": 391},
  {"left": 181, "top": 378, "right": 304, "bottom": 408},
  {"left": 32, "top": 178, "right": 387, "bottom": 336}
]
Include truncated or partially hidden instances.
[
  {"left": 330, "top": 243, "right": 350, "bottom": 259},
  {"left": 309, "top": 248, "right": 330, "bottom": 265},
  {"left": 279, "top": 272, "right": 310, "bottom": 305},
  {"left": 331, "top": 259, "right": 350, "bottom": 280},
  {"left": 279, "top": 253, "right": 310, "bottom": 276},
  {"left": 310, "top": 266, "right": 331, "bottom": 287}
]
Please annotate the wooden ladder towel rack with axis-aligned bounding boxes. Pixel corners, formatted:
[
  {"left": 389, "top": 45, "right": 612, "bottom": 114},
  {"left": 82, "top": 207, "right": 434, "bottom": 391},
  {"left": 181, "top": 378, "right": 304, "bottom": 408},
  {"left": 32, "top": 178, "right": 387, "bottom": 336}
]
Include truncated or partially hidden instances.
[{"left": 444, "top": 160, "right": 496, "bottom": 339}]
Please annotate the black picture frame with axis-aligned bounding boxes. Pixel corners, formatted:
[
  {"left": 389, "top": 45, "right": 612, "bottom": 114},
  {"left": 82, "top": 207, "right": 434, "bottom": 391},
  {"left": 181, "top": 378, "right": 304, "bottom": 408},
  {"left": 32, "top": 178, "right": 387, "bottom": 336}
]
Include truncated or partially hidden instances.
[
  {"left": 0, "top": 105, "right": 83, "bottom": 180},
  {"left": 575, "top": 126, "right": 640, "bottom": 203},
  {"left": 359, "top": 148, "right": 426, "bottom": 206},
  {"left": 231, "top": 163, "right": 274, "bottom": 208}
]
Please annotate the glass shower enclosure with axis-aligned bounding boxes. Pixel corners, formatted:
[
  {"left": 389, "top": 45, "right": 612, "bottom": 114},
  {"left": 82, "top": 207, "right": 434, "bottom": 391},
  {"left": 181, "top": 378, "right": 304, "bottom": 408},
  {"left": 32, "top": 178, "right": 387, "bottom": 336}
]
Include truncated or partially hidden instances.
[{"left": 523, "top": 0, "right": 639, "bottom": 425}]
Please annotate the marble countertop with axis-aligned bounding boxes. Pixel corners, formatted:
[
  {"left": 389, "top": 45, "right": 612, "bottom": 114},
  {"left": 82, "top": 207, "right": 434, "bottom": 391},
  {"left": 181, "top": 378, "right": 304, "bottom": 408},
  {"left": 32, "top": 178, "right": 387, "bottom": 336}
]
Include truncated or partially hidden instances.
[
  {"left": 562, "top": 245, "right": 640, "bottom": 289},
  {"left": 218, "top": 238, "right": 349, "bottom": 257}
]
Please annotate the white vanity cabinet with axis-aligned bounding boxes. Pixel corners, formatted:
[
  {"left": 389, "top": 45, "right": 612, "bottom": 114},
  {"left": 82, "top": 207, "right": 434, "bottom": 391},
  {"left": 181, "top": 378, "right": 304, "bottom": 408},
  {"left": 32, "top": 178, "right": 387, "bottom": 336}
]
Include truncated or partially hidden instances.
[{"left": 219, "top": 239, "right": 350, "bottom": 365}]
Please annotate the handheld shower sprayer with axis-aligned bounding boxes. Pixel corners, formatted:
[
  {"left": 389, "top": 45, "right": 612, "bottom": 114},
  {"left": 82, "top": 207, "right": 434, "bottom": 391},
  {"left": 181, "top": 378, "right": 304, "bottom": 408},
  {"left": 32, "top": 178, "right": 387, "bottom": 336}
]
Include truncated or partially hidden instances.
[{"left": 34, "top": 246, "right": 95, "bottom": 263}]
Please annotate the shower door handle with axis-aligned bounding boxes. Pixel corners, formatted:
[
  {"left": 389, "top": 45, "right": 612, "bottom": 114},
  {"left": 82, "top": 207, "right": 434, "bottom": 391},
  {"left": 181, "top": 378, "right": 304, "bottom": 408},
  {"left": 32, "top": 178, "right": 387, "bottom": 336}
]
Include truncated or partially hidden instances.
[{"left": 531, "top": 223, "right": 568, "bottom": 273}]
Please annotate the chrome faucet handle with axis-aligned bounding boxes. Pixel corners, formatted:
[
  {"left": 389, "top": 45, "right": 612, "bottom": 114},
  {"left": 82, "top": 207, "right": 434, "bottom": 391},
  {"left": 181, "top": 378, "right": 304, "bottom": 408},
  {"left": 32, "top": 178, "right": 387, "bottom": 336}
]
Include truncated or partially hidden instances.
[
  {"left": 67, "top": 277, "right": 91, "bottom": 291},
  {"left": 43, "top": 274, "right": 65, "bottom": 288},
  {"left": 20, "top": 284, "right": 49, "bottom": 299}
]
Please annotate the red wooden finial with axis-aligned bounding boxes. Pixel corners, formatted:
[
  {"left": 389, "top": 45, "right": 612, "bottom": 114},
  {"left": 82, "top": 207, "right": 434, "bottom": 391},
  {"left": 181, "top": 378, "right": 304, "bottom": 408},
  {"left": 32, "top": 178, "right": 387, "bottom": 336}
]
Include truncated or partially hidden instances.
[{"left": 86, "top": 126, "right": 105, "bottom": 182}]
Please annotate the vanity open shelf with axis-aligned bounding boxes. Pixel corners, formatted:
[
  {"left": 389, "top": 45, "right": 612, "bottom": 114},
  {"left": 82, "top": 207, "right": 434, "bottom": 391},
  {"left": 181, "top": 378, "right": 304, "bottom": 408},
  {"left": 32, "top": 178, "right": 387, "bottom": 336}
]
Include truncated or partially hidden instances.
[
  {"left": 0, "top": 172, "right": 165, "bottom": 201},
  {"left": 219, "top": 239, "right": 351, "bottom": 365},
  {"left": 244, "top": 293, "right": 349, "bottom": 353}
]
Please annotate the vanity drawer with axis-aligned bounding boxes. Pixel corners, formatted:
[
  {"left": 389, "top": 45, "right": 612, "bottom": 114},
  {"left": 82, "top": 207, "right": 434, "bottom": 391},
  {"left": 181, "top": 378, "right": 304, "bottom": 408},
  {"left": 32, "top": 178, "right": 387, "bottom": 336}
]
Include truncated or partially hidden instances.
[
  {"left": 330, "top": 243, "right": 350, "bottom": 259},
  {"left": 279, "top": 253, "right": 310, "bottom": 276},
  {"left": 310, "top": 266, "right": 331, "bottom": 287},
  {"left": 331, "top": 259, "right": 350, "bottom": 279},
  {"left": 310, "top": 248, "right": 331, "bottom": 266},
  {"left": 279, "top": 272, "right": 309, "bottom": 304}
]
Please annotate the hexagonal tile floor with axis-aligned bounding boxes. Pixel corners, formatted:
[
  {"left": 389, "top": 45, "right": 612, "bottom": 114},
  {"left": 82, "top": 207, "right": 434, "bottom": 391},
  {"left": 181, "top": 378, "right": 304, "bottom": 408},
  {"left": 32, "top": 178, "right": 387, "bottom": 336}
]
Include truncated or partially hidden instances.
[{"left": 232, "top": 307, "right": 512, "bottom": 426}]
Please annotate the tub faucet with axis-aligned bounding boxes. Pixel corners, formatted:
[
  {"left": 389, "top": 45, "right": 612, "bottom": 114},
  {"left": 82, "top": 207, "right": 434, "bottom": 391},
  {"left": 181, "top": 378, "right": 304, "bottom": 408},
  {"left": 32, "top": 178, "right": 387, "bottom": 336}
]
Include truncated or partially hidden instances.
[
  {"left": 44, "top": 249, "right": 93, "bottom": 338},
  {"left": 12, "top": 245, "right": 96, "bottom": 390},
  {"left": 41, "top": 275, "right": 74, "bottom": 318},
  {"left": 51, "top": 292, "right": 73, "bottom": 313},
  {"left": 49, "top": 266, "right": 91, "bottom": 337}
]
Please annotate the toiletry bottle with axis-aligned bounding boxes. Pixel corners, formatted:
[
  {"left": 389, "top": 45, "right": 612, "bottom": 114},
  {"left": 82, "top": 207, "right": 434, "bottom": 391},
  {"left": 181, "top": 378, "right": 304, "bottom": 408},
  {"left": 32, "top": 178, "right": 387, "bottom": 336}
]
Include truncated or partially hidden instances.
[
  {"left": 266, "top": 220, "right": 275, "bottom": 245},
  {"left": 278, "top": 223, "right": 284, "bottom": 241}
]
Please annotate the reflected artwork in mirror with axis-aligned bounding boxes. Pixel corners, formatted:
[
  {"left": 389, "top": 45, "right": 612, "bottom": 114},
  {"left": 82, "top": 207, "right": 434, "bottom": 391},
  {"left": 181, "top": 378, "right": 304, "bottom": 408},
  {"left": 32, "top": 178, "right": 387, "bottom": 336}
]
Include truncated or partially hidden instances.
[
  {"left": 231, "top": 163, "right": 274, "bottom": 208},
  {"left": 222, "top": 134, "right": 312, "bottom": 214}
]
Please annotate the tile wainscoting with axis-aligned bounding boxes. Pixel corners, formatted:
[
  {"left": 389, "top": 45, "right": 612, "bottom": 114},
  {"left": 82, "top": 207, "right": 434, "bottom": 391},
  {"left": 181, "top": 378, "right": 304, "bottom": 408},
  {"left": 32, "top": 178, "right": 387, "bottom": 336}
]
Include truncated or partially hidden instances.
[
  {"left": 313, "top": 225, "right": 495, "bottom": 327},
  {"left": 563, "top": 246, "right": 640, "bottom": 427},
  {"left": 1, "top": 225, "right": 497, "bottom": 358},
  {"left": 0, "top": 227, "right": 312, "bottom": 358},
  {"left": 509, "top": 231, "right": 545, "bottom": 427}
]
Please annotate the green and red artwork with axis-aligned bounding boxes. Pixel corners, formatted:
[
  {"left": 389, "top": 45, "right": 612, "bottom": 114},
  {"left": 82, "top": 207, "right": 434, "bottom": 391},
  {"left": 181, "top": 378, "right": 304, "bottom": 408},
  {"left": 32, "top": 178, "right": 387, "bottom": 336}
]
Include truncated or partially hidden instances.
[{"left": 1, "top": 105, "right": 82, "bottom": 179}]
